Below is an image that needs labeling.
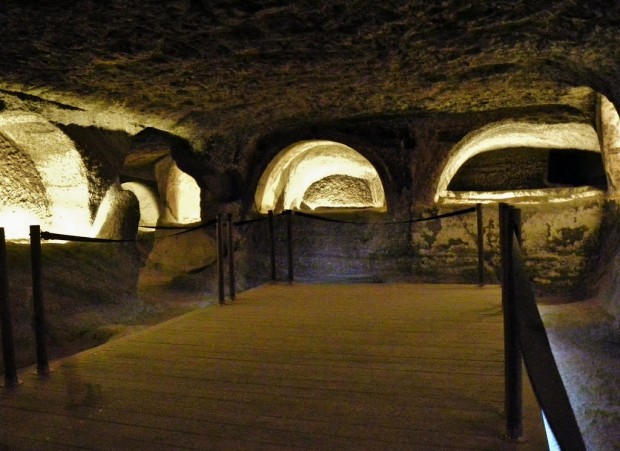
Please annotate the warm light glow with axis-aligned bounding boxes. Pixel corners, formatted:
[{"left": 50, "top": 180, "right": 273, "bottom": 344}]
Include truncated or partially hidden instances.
[
  {"left": 255, "top": 140, "right": 386, "bottom": 213},
  {"left": 303, "top": 174, "right": 375, "bottom": 210},
  {"left": 0, "top": 111, "right": 94, "bottom": 239},
  {"left": 435, "top": 121, "right": 602, "bottom": 203},
  {"left": 0, "top": 208, "right": 44, "bottom": 241},
  {"left": 441, "top": 186, "right": 605, "bottom": 204},
  {"left": 158, "top": 159, "right": 201, "bottom": 225},
  {"left": 599, "top": 95, "right": 620, "bottom": 194},
  {"left": 173, "top": 169, "right": 201, "bottom": 224},
  {"left": 121, "top": 182, "right": 161, "bottom": 227},
  {"left": 600, "top": 96, "right": 620, "bottom": 149}
]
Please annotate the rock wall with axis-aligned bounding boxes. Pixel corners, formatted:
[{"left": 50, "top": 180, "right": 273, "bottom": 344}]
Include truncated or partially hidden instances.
[
  {"left": 0, "top": 132, "right": 50, "bottom": 238},
  {"left": 410, "top": 200, "right": 605, "bottom": 294},
  {"left": 0, "top": 92, "right": 610, "bottom": 310},
  {"left": 223, "top": 108, "right": 607, "bottom": 299},
  {"left": 234, "top": 198, "right": 604, "bottom": 299},
  {"left": 410, "top": 206, "right": 485, "bottom": 284},
  {"left": 519, "top": 200, "right": 604, "bottom": 295},
  {"left": 587, "top": 201, "right": 620, "bottom": 324},
  {"left": 4, "top": 240, "right": 142, "bottom": 370}
]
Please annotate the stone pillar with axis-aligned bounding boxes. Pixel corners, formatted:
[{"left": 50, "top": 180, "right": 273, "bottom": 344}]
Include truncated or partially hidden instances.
[
  {"left": 155, "top": 156, "right": 201, "bottom": 225},
  {"left": 598, "top": 95, "right": 620, "bottom": 194}
]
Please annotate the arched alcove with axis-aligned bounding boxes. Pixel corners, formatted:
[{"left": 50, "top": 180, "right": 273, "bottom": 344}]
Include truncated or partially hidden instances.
[
  {"left": 155, "top": 156, "right": 201, "bottom": 224},
  {"left": 255, "top": 140, "right": 386, "bottom": 213},
  {"left": 0, "top": 111, "right": 93, "bottom": 239},
  {"left": 121, "top": 182, "right": 161, "bottom": 227},
  {"left": 434, "top": 121, "right": 604, "bottom": 204}
]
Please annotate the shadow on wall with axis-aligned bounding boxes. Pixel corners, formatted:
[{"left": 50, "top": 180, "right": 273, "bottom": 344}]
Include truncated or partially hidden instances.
[{"left": 2, "top": 240, "right": 142, "bottom": 373}]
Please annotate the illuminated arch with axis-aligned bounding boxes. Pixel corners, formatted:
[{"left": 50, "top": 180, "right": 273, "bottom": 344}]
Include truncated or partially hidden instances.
[
  {"left": 255, "top": 140, "right": 386, "bottom": 213},
  {"left": 156, "top": 157, "right": 201, "bottom": 225},
  {"left": 435, "top": 121, "right": 602, "bottom": 203},
  {"left": 0, "top": 111, "right": 92, "bottom": 239},
  {"left": 599, "top": 94, "right": 620, "bottom": 194},
  {"left": 121, "top": 182, "right": 161, "bottom": 227}
]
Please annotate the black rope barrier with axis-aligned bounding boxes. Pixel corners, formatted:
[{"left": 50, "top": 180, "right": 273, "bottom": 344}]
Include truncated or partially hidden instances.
[
  {"left": 41, "top": 232, "right": 137, "bottom": 243},
  {"left": 20, "top": 203, "right": 487, "bottom": 385},
  {"left": 410, "top": 206, "right": 476, "bottom": 223},
  {"left": 147, "top": 219, "right": 217, "bottom": 239},
  {"left": 293, "top": 206, "right": 476, "bottom": 225},
  {"left": 38, "top": 207, "right": 474, "bottom": 245},
  {"left": 138, "top": 218, "right": 217, "bottom": 231},
  {"left": 41, "top": 218, "right": 219, "bottom": 243},
  {"left": 139, "top": 225, "right": 198, "bottom": 230}
]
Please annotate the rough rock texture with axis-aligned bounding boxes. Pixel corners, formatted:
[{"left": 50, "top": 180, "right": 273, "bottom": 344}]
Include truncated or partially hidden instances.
[
  {"left": 256, "top": 140, "right": 386, "bottom": 212},
  {"left": 410, "top": 199, "right": 605, "bottom": 296},
  {"left": 121, "top": 182, "right": 161, "bottom": 227},
  {"left": 0, "top": 132, "right": 50, "bottom": 237},
  {"left": 520, "top": 200, "right": 604, "bottom": 295},
  {"left": 448, "top": 148, "right": 551, "bottom": 191},
  {"left": 1, "top": 1, "right": 619, "bottom": 147},
  {"left": 0, "top": 111, "right": 95, "bottom": 235},
  {"left": 155, "top": 156, "right": 202, "bottom": 225},
  {"left": 599, "top": 95, "right": 620, "bottom": 193},
  {"left": 588, "top": 201, "right": 620, "bottom": 322},
  {"left": 92, "top": 183, "right": 141, "bottom": 240},
  {"left": 0, "top": 2, "right": 620, "bottom": 309},
  {"left": 4, "top": 240, "right": 142, "bottom": 370},
  {"left": 143, "top": 228, "right": 217, "bottom": 279},
  {"left": 303, "top": 174, "right": 373, "bottom": 209},
  {"left": 1, "top": 5, "right": 620, "bottom": 449},
  {"left": 60, "top": 123, "right": 132, "bottom": 219}
]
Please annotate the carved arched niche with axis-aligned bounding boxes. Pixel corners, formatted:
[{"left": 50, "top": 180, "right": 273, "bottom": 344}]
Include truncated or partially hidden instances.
[
  {"left": 435, "top": 121, "right": 605, "bottom": 204},
  {"left": 255, "top": 140, "right": 386, "bottom": 214}
]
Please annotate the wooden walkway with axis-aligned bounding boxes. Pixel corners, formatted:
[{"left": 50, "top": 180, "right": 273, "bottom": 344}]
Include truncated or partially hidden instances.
[{"left": 0, "top": 284, "right": 546, "bottom": 450}]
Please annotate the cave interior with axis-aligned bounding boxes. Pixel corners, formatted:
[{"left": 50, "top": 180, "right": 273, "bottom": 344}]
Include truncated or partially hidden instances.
[{"left": 1, "top": 1, "right": 620, "bottom": 448}]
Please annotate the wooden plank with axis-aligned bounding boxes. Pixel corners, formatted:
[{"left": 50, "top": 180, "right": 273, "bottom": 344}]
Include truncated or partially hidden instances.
[
  {"left": 1, "top": 381, "right": 509, "bottom": 449},
  {"left": 66, "top": 349, "right": 504, "bottom": 375},
  {"left": 17, "top": 363, "right": 505, "bottom": 406},
  {"left": 0, "top": 284, "right": 546, "bottom": 450},
  {"left": 0, "top": 397, "right": 507, "bottom": 450},
  {"left": 98, "top": 342, "right": 504, "bottom": 370},
  {"left": 0, "top": 405, "right": 295, "bottom": 450}
]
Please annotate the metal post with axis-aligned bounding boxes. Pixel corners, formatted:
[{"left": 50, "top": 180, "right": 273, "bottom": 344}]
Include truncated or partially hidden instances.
[
  {"left": 499, "top": 204, "right": 523, "bottom": 441},
  {"left": 0, "top": 228, "right": 19, "bottom": 387},
  {"left": 30, "top": 225, "right": 50, "bottom": 376},
  {"left": 268, "top": 210, "right": 276, "bottom": 282},
  {"left": 476, "top": 203, "right": 485, "bottom": 286},
  {"left": 513, "top": 208, "right": 523, "bottom": 246},
  {"left": 216, "top": 215, "right": 225, "bottom": 305},
  {"left": 227, "top": 213, "right": 236, "bottom": 301},
  {"left": 286, "top": 210, "right": 294, "bottom": 284}
]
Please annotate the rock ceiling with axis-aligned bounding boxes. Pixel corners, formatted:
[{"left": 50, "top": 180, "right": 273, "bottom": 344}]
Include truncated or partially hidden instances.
[{"left": 1, "top": 0, "right": 619, "bottom": 151}]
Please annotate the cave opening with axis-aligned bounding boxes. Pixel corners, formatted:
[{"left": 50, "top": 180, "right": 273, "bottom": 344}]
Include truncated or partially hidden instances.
[
  {"left": 448, "top": 147, "right": 607, "bottom": 192},
  {"left": 255, "top": 140, "right": 387, "bottom": 214},
  {"left": 435, "top": 121, "right": 604, "bottom": 204}
]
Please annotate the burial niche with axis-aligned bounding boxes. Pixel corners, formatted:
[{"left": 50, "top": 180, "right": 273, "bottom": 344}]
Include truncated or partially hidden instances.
[
  {"left": 255, "top": 140, "right": 386, "bottom": 213},
  {"left": 436, "top": 121, "right": 605, "bottom": 203}
]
